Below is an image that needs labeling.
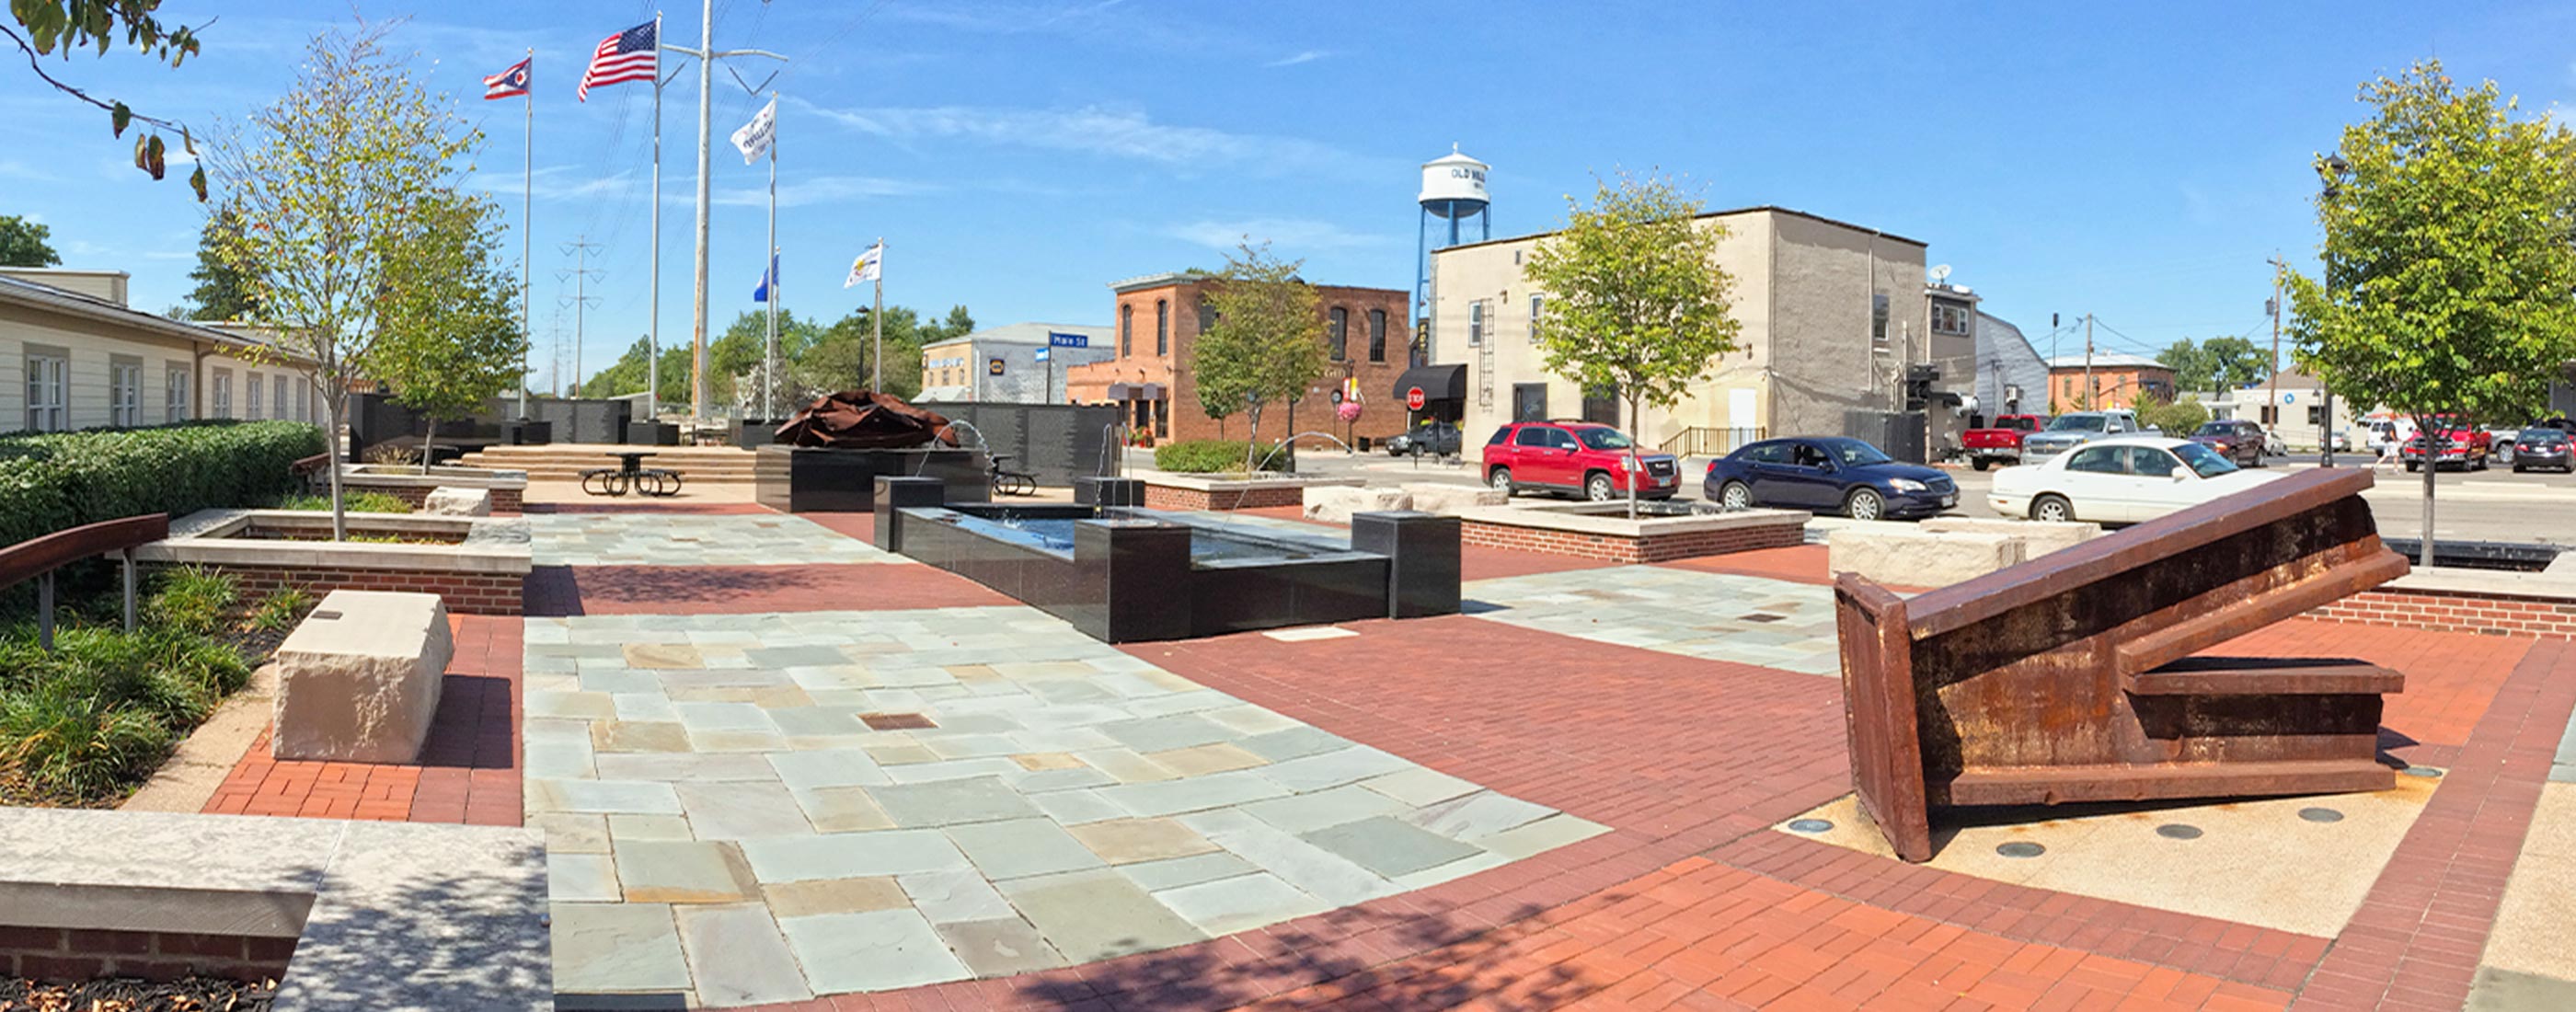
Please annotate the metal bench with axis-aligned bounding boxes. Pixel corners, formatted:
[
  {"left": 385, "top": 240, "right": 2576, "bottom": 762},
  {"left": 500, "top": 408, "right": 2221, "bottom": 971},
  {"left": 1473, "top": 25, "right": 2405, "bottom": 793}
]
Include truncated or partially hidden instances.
[{"left": 1833, "top": 467, "right": 2409, "bottom": 861}]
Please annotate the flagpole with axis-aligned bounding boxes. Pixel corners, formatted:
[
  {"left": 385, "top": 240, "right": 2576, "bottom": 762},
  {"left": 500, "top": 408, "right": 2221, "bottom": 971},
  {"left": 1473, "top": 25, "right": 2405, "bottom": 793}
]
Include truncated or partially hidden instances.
[
  {"left": 647, "top": 12, "right": 662, "bottom": 428},
  {"left": 518, "top": 47, "right": 532, "bottom": 418},
  {"left": 871, "top": 238, "right": 883, "bottom": 392},
  {"left": 763, "top": 90, "right": 779, "bottom": 420}
]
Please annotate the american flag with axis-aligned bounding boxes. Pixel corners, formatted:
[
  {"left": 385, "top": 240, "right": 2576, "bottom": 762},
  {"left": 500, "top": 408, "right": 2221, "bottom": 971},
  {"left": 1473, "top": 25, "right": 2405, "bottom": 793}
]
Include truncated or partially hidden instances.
[
  {"left": 482, "top": 57, "right": 530, "bottom": 100},
  {"left": 578, "top": 21, "right": 656, "bottom": 102}
]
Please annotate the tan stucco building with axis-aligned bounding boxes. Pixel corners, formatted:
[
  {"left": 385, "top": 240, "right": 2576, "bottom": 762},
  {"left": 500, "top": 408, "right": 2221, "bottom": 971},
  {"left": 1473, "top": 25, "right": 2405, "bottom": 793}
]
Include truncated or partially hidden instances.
[
  {"left": 1423, "top": 206, "right": 1972, "bottom": 460},
  {"left": 1, "top": 268, "right": 320, "bottom": 432}
]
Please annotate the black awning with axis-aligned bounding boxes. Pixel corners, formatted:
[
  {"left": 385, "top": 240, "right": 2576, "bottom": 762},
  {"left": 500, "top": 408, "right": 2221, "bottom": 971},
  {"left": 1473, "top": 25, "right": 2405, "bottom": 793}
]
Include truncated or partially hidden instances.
[{"left": 1393, "top": 363, "right": 1467, "bottom": 403}]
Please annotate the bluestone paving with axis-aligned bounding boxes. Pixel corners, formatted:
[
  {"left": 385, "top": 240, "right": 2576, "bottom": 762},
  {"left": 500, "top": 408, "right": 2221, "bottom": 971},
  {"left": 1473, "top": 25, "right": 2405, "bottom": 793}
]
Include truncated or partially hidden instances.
[
  {"left": 1465, "top": 565, "right": 1843, "bottom": 674},
  {"left": 548, "top": 902, "right": 689, "bottom": 994},
  {"left": 527, "top": 603, "right": 1602, "bottom": 996}
]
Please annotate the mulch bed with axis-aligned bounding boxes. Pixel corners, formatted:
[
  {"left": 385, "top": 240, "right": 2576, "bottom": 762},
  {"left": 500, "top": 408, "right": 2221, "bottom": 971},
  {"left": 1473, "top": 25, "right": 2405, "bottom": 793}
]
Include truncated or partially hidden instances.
[{"left": 0, "top": 976, "right": 274, "bottom": 1011}]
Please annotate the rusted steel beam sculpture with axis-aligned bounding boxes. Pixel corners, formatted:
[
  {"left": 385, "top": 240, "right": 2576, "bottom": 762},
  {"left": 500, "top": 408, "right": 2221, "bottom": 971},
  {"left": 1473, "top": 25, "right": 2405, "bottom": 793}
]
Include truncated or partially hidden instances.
[{"left": 1834, "top": 468, "right": 2408, "bottom": 862}]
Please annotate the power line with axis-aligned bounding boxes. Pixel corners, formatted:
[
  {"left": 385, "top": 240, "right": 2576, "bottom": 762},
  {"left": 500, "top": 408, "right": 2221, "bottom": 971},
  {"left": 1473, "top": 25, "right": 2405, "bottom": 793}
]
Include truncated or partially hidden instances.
[{"left": 558, "top": 236, "right": 605, "bottom": 395}]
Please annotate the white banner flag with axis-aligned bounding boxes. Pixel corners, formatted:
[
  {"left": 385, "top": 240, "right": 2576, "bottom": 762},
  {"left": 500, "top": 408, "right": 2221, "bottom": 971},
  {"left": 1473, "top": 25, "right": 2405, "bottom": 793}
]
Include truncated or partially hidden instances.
[
  {"left": 730, "top": 97, "right": 776, "bottom": 164},
  {"left": 845, "top": 241, "right": 882, "bottom": 287}
]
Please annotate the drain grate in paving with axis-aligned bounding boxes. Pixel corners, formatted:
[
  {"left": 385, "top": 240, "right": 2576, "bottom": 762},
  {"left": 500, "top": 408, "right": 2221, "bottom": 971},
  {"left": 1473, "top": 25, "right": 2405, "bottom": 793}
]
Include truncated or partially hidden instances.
[{"left": 859, "top": 712, "right": 937, "bottom": 730}]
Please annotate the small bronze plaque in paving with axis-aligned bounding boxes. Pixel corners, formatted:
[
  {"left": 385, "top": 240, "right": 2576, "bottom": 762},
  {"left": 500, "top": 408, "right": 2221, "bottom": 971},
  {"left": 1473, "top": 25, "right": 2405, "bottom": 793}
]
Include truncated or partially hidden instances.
[
  {"left": 1739, "top": 613, "right": 1785, "bottom": 623},
  {"left": 860, "top": 712, "right": 937, "bottom": 731}
]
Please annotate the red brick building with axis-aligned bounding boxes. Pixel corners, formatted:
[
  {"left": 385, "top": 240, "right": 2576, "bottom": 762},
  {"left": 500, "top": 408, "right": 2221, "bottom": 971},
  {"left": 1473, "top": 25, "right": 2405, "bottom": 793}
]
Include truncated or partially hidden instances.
[{"left": 1065, "top": 272, "right": 1412, "bottom": 449}]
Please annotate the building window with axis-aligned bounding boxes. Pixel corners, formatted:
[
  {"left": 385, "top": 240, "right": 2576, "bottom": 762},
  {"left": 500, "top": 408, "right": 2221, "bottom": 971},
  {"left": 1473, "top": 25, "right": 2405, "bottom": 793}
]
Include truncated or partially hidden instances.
[
  {"left": 110, "top": 360, "right": 141, "bottom": 428},
  {"left": 1121, "top": 304, "right": 1133, "bottom": 356},
  {"left": 166, "top": 366, "right": 190, "bottom": 422},
  {"left": 246, "top": 374, "right": 264, "bottom": 420},
  {"left": 1581, "top": 385, "right": 1620, "bottom": 426},
  {"left": 1153, "top": 399, "right": 1167, "bottom": 437},
  {"left": 1156, "top": 299, "right": 1168, "bottom": 356},
  {"left": 1367, "top": 308, "right": 1387, "bottom": 362},
  {"left": 273, "top": 374, "right": 289, "bottom": 420},
  {"left": 1468, "top": 302, "right": 1485, "bottom": 346},
  {"left": 1328, "top": 307, "right": 1348, "bottom": 361},
  {"left": 296, "top": 379, "right": 310, "bottom": 422},
  {"left": 2307, "top": 405, "right": 2326, "bottom": 425},
  {"left": 1529, "top": 295, "right": 1544, "bottom": 340},
  {"left": 24, "top": 351, "right": 66, "bottom": 431},
  {"left": 212, "top": 369, "right": 232, "bottom": 418},
  {"left": 1512, "top": 383, "right": 1547, "bottom": 422},
  {"left": 1930, "top": 300, "right": 1971, "bottom": 336},
  {"left": 1871, "top": 293, "right": 1890, "bottom": 342},
  {"left": 1197, "top": 298, "right": 1217, "bottom": 334}
]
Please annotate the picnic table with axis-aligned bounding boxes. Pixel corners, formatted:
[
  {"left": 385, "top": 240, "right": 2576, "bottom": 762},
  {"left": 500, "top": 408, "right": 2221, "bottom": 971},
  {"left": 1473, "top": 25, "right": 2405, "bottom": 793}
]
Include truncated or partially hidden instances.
[{"left": 581, "top": 451, "right": 683, "bottom": 497}]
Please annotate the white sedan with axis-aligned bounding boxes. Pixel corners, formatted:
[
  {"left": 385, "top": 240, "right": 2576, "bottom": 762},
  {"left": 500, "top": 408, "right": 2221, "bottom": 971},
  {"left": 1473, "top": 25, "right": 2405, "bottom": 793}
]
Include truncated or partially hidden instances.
[{"left": 1989, "top": 436, "right": 2284, "bottom": 523}]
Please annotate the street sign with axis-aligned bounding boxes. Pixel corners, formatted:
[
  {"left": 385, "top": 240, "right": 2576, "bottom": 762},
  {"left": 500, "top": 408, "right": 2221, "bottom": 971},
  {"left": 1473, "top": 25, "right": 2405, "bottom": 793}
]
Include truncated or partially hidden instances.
[
  {"left": 1034, "top": 348, "right": 1051, "bottom": 362},
  {"left": 1047, "top": 332, "right": 1089, "bottom": 348},
  {"left": 1406, "top": 386, "right": 1426, "bottom": 411},
  {"left": 988, "top": 357, "right": 1006, "bottom": 375},
  {"left": 2283, "top": 392, "right": 2296, "bottom": 404}
]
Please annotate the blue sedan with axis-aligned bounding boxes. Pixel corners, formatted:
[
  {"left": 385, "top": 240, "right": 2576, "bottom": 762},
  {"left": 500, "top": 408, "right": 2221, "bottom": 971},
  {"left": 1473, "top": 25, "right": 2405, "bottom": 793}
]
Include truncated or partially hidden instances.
[{"left": 1702, "top": 437, "right": 1959, "bottom": 521}]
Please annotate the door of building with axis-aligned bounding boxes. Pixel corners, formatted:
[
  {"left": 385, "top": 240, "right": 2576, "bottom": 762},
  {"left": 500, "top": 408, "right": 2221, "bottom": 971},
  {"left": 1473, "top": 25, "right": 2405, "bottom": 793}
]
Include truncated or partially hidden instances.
[
  {"left": 1512, "top": 383, "right": 1547, "bottom": 423},
  {"left": 1581, "top": 385, "right": 1619, "bottom": 426}
]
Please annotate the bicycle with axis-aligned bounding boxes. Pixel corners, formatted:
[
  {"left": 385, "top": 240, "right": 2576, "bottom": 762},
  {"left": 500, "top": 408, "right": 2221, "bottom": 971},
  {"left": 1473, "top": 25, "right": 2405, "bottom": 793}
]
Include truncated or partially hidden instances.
[{"left": 987, "top": 454, "right": 1038, "bottom": 497}]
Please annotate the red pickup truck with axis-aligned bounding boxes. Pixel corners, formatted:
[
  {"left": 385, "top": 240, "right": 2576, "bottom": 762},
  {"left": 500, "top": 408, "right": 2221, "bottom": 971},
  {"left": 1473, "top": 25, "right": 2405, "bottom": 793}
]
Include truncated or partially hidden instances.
[{"left": 1961, "top": 414, "right": 2046, "bottom": 471}]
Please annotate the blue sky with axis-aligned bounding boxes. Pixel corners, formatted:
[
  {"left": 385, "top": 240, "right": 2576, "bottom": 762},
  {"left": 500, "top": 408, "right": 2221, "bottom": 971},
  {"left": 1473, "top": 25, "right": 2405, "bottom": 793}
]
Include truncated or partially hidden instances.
[{"left": 7, "top": 1, "right": 2575, "bottom": 390}]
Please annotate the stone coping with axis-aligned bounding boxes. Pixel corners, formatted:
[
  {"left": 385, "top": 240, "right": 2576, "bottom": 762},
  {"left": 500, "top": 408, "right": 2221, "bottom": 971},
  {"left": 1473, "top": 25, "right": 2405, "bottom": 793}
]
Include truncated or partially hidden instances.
[
  {"left": 139, "top": 510, "right": 532, "bottom": 576},
  {"left": 1453, "top": 501, "right": 1809, "bottom": 537},
  {"left": 1132, "top": 469, "right": 1365, "bottom": 492},
  {"left": 0, "top": 807, "right": 548, "bottom": 1011},
  {"left": 2375, "top": 565, "right": 2576, "bottom": 602},
  {"left": 341, "top": 465, "right": 529, "bottom": 489}
]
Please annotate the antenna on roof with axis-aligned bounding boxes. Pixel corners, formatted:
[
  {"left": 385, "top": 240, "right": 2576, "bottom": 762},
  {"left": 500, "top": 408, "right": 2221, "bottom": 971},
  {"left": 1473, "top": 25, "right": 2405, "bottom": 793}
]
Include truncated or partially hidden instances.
[{"left": 1929, "top": 264, "right": 1953, "bottom": 285}]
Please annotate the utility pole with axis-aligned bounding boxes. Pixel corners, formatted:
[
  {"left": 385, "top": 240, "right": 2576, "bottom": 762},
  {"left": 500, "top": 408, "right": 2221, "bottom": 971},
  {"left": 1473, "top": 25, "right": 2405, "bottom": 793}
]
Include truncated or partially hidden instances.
[
  {"left": 2083, "top": 314, "right": 2095, "bottom": 410},
  {"left": 662, "top": 0, "right": 787, "bottom": 425},
  {"left": 558, "top": 236, "right": 604, "bottom": 399},
  {"left": 2267, "top": 257, "right": 2286, "bottom": 440}
]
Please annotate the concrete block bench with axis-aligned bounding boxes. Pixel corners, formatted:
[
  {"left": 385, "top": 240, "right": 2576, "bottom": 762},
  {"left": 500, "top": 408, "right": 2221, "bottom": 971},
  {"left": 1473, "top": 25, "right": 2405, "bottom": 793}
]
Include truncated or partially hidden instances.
[
  {"left": 1919, "top": 516, "right": 2100, "bottom": 558},
  {"left": 421, "top": 486, "right": 494, "bottom": 516},
  {"left": 1305, "top": 485, "right": 1413, "bottom": 523},
  {"left": 271, "top": 590, "right": 452, "bottom": 764},
  {"left": 1827, "top": 523, "right": 2025, "bottom": 587},
  {"left": 1402, "top": 483, "right": 1509, "bottom": 515}
]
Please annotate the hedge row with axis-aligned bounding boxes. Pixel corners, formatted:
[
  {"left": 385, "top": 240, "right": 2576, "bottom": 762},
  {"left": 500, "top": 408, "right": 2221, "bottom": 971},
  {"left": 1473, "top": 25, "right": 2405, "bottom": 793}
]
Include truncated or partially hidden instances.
[
  {"left": 0, "top": 421, "right": 327, "bottom": 549},
  {"left": 1152, "top": 439, "right": 1292, "bottom": 475}
]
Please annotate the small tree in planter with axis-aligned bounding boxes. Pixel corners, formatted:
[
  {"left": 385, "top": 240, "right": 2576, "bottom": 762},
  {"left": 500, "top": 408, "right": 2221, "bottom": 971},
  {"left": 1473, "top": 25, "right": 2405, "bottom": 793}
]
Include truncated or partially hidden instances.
[
  {"left": 365, "top": 192, "right": 525, "bottom": 474},
  {"left": 1195, "top": 245, "right": 1328, "bottom": 472},
  {"left": 1523, "top": 172, "right": 1742, "bottom": 516}
]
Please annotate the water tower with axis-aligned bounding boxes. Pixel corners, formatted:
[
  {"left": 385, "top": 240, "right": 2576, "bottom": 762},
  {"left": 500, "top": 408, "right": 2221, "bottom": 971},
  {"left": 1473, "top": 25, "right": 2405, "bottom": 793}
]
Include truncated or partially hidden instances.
[{"left": 1416, "top": 144, "right": 1491, "bottom": 354}]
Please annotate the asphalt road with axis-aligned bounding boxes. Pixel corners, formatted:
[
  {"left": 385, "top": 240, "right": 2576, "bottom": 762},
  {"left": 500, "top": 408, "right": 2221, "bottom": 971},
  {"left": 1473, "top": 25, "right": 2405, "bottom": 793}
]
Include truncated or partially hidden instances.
[{"left": 1257, "top": 449, "right": 2576, "bottom": 548}]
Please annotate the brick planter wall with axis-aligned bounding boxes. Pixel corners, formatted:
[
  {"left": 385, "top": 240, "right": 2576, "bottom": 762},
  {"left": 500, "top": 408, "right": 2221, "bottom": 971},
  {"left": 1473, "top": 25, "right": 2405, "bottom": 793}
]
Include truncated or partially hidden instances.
[
  {"left": 1143, "top": 484, "right": 1304, "bottom": 512},
  {"left": 1461, "top": 518, "right": 1806, "bottom": 564},
  {"left": 161, "top": 564, "right": 523, "bottom": 615},
  {"left": 0, "top": 926, "right": 294, "bottom": 983},
  {"left": 2306, "top": 587, "right": 2576, "bottom": 639},
  {"left": 363, "top": 483, "right": 524, "bottom": 514}
]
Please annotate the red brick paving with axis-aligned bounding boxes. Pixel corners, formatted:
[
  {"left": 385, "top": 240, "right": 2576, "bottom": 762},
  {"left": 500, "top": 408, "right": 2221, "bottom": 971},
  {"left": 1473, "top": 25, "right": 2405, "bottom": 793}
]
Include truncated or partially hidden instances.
[
  {"left": 1657, "top": 543, "right": 1834, "bottom": 585},
  {"left": 523, "top": 562, "right": 1010, "bottom": 617},
  {"left": 201, "top": 614, "right": 522, "bottom": 825},
  {"left": 523, "top": 500, "right": 772, "bottom": 515}
]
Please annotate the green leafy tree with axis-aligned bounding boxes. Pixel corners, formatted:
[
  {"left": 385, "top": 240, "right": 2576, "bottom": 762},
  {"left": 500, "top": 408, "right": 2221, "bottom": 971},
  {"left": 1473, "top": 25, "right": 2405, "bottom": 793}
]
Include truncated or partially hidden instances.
[
  {"left": 2286, "top": 60, "right": 2576, "bottom": 565},
  {"left": 6, "top": 1, "right": 209, "bottom": 198},
  {"left": 1522, "top": 172, "right": 1742, "bottom": 514},
  {"left": 2158, "top": 336, "right": 2272, "bottom": 392},
  {"left": 1194, "top": 245, "right": 1326, "bottom": 469},
  {"left": 178, "top": 207, "right": 256, "bottom": 320},
  {"left": 2156, "top": 339, "right": 2213, "bottom": 392},
  {"left": 2130, "top": 391, "right": 2211, "bottom": 435},
  {"left": 0, "top": 214, "right": 60, "bottom": 266},
  {"left": 203, "top": 23, "right": 489, "bottom": 538},
  {"left": 362, "top": 192, "right": 526, "bottom": 473},
  {"left": 937, "top": 305, "right": 974, "bottom": 339}
]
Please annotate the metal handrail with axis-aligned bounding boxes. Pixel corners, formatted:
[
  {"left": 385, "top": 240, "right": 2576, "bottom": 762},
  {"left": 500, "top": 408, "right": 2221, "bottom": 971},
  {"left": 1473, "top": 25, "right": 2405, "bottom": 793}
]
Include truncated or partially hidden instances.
[
  {"left": 0, "top": 513, "right": 169, "bottom": 650},
  {"left": 1657, "top": 426, "right": 1766, "bottom": 457}
]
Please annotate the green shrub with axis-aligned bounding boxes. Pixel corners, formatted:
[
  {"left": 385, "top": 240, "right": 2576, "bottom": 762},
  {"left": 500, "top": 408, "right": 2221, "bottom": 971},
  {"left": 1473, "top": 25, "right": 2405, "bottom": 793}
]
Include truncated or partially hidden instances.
[
  {"left": 276, "top": 490, "right": 411, "bottom": 514},
  {"left": 252, "top": 587, "right": 314, "bottom": 634},
  {"left": 1153, "top": 439, "right": 1291, "bottom": 474},
  {"left": 0, "top": 680, "right": 174, "bottom": 804},
  {"left": 0, "top": 420, "right": 325, "bottom": 550},
  {"left": 146, "top": 566, "right": 237, "bottom": 637}
]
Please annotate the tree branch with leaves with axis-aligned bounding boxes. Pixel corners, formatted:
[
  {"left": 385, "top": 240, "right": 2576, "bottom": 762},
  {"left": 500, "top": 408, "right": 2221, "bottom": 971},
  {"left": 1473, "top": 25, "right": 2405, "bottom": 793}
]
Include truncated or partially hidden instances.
[
  {"left": 6, "top": 0, "right": 212, "bottom": 198},
  {"left": 1194, "top": 245, "right": 1328, "bottom": 471}
]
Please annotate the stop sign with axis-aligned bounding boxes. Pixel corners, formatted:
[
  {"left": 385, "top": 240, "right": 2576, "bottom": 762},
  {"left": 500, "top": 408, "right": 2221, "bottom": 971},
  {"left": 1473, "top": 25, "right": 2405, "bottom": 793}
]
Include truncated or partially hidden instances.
[{"left": 1406, "top": 386, "right": 1426, "bottom": 411}]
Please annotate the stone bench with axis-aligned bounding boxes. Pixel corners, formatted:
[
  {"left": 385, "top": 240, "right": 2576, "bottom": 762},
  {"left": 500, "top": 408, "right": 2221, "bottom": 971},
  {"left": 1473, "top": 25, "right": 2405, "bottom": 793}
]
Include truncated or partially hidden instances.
[
  {"left": 1918, "top": 516, "right": 2100, "bottom": 558},
  {"left": 1401, "top": 483, "right": 1508, "bottom": 515},
  {"left": 1827, "top": 524, "right": 2026, "bottom": 587},
  {"left": 272, "top": 590, "right": 452, "bottom": 764},
  {"left": 421, "top": 486, "right": 493, "bottom": 516}
]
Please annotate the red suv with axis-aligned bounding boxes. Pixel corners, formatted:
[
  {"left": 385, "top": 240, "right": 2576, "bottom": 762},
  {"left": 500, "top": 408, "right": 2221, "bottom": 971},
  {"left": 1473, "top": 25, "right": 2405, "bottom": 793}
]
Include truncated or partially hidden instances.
[
  {"left": 2399, "top": 414, "right": 2492, "bottom": 471},
  {"left": 1482, "top": 420, "right": 1683, "bottom": 500}
]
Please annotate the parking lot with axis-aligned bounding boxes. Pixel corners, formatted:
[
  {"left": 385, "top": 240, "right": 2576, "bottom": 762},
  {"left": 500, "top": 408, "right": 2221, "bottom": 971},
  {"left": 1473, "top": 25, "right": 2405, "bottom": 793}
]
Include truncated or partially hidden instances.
[{"left": 1274, "top": 448, "right": 2574, "bottom": 547}]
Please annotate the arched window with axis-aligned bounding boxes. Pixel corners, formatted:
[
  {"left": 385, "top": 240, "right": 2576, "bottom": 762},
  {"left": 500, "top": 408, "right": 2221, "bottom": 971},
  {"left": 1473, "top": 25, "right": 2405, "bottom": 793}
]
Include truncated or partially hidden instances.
[
  {"left": 1121, "top": 303, "right": 1133, "bottom": 356},
  {"left": 1366, "top": 308, "right": 1387, "bottom": 362},
  {"left": 1328, "top": 307, "right": 1349, "bottom": 361},
  {"left": 1156, "top": 299, "right": 1169, "bottom": 356}
]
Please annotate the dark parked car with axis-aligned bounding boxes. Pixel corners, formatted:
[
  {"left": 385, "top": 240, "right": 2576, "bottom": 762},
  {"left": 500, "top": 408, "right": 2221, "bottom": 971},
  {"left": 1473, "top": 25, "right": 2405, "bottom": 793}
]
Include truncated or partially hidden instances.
[
  {"left": 2513, "top": 427, "right": 2572, "bottom": 473},
  {"left": 1702, "top": 437, "right": 1957, "bottom": 521},
  {"left": 1384, "top": 420, "right": 1463, "bottom": 457},
  {"left": 2186, "top": 419, "right": 2270, "bottom": 467}
]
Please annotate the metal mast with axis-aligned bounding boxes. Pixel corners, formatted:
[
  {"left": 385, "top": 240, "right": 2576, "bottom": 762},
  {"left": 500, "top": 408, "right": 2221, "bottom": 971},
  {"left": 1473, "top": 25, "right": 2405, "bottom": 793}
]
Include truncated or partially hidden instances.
[{"left": 662, "top": 0, "right": 784, "bottom": 423}]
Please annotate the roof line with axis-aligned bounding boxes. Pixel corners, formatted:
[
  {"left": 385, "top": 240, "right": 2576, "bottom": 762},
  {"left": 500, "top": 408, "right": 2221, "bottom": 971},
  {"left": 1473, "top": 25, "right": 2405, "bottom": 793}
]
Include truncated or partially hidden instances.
[
  {"left": 1432, "top": 204, "right": 1928, "bottom": 254},
  {"left": 0, "top": 275, "right": 300, "bottom": 359}
]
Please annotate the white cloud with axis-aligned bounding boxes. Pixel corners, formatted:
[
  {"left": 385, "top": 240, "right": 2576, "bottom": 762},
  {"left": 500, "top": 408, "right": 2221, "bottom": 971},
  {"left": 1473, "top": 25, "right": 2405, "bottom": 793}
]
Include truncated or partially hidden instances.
[
  {"left": 1266, "top": 50, "right": 1332, "bottom": 68},
  {"left": 474, "top": 166, "right": 639, "bottom": 203},
  {"left": 802, "top": 101, "right": 1385, "bottom": 178},
  {"left": 1161, "top": 217, "right": 1396, "bottom": 252},
  {"left": 0, "top": 161, "right": 56, "bottom": 183},
  {"left": 670, "top": 175, "right": 938, "bottom": 209}
]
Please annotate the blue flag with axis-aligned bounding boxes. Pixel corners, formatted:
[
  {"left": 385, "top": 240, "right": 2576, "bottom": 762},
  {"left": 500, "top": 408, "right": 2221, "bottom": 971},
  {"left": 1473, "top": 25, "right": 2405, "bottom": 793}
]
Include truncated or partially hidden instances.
[{"left": 753, "top": 254, "right": 779, "bottom": 303}]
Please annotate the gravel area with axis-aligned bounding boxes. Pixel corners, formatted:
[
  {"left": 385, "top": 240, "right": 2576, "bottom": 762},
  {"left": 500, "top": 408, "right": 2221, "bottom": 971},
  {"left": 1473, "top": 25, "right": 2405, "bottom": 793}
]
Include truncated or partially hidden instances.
[{"left": 0, "top": 975, "right": 275, "bottom": 1011}]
